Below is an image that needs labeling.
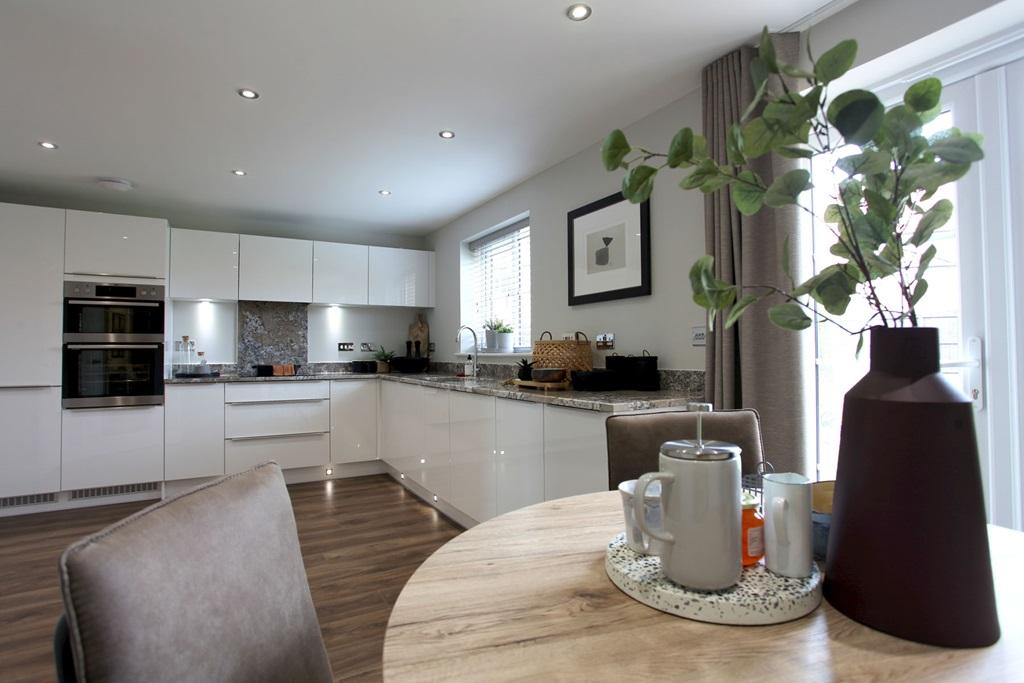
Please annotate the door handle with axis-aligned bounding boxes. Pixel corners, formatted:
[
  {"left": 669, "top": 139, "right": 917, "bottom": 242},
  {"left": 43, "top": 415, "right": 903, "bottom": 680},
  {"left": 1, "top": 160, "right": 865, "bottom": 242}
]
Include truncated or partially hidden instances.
[{"left": 66, "top": 344, "right": 161, "bottom": 350}]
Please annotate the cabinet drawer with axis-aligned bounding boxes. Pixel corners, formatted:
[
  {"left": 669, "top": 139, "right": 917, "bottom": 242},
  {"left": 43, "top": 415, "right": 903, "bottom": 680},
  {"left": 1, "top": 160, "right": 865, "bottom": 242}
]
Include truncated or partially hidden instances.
[
  {"left": 225, "top": 400, "right": 329, "bottom": 438},
  {"left": 224, "top": 381, "right": 329, "bottom": 403},
  {"left": 225, "top": 432, "right": 330, "bottom": 473}
]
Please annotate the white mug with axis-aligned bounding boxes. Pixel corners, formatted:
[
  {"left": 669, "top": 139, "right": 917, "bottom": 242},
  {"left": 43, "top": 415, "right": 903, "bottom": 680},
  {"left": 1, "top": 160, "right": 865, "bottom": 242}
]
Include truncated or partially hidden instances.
[
  {"left": 618, "top": 479, "right": 662, "bottom": 554},
  {"left": 763, "top": 472, "right": 813, "bottom": 578}
]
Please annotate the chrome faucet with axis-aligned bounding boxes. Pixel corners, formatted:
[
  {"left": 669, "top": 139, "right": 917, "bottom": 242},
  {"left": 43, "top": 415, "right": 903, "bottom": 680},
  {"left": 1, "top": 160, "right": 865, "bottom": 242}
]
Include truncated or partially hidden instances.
[{"left": 455, "top": 326, "right": 479, "bottom": 378}]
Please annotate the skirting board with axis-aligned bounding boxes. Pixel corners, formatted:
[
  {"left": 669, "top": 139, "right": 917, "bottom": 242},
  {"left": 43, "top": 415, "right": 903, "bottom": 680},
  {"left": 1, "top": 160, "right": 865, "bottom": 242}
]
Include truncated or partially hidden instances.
[{"left": 381, "top": 462, "right": 477, "bottom": 530}]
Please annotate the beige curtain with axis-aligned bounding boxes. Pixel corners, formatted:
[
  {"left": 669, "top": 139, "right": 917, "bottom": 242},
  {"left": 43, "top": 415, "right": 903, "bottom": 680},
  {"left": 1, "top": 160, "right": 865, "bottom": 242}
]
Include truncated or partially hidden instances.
[{"left": 701, "top": 34, "right": 814, "bottom": 476}]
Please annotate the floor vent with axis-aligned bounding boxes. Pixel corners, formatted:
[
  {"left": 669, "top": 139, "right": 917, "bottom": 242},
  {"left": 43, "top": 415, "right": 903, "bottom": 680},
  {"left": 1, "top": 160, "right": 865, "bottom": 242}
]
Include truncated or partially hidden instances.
[
  {"left": 70, "top": 482, "right": 160, "bottom": 500},
  {"left": 0, "top": 492, "right": 59, "bottom": 508}
]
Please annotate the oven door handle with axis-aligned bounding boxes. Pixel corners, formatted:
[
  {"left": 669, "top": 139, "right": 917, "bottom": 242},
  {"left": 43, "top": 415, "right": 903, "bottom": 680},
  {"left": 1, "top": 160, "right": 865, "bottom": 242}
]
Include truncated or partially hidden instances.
[
  {"left": 66, "top": 299, "right": 162, "bottom": 307},
  {"left": 65, "top": 344, "right": 162, "bottom": 350}
]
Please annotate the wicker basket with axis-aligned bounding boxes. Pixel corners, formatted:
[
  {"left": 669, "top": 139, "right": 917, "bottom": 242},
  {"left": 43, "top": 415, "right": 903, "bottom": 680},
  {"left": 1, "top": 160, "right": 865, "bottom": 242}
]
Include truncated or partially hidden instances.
[{"left": 533, "top": 331, "right": 593, "bottom": 372}]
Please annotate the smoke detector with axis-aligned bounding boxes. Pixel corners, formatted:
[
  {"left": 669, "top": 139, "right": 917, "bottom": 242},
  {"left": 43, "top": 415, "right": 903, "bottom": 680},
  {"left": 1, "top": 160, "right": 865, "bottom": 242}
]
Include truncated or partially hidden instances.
[{"left": 96, "top": 177, "right": 135, "bottom": 192}]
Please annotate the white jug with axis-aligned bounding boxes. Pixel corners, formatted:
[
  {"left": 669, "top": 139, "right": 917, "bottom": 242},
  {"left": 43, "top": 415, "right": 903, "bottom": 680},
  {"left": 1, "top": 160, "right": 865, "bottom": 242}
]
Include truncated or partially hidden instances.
[{"left": 635, "top": 410, "right": 741, "bottom": 590}]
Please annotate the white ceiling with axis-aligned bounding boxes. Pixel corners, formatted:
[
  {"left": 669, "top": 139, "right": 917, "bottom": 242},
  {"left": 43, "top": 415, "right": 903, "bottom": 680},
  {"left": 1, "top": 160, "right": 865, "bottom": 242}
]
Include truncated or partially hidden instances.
[{"left": 0, "top": 0, "right": 849, "bottom": 239}]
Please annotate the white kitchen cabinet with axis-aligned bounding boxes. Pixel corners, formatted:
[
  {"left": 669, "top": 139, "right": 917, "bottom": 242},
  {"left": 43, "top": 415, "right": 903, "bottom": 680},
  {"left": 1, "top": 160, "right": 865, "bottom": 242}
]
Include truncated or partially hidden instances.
[
  {"left": 61, "top": 405, "right": 165, "bottom": 490},
  {"left": 313, "top": 242, "right": 369, "bottom": 305},
  {"left": 449, "top": 392, "right": 496, "bottom": 523},
  {"left": 379, "top": 380, "right": 418, "bottom": 472},
  {"left": 165, "top": 384, "right": 225, "bottom": 480},
  {"left": 225, "top": 400, "right": 329, "bottom": 438},
  {"left": 412, "top": 386, "right": 451, "bottom": 500},
  {"left": 330, "top": 380, "right": 378, "bottom": 463},
  {"left": 0, "top": 387, "right": 61, "bottom": 497},
  {"left": 0, "top": 202, "right": 65, "bottom": 386},
  {"left": 224, "top": 380, "right": 329, "bottom": 403},
  {"left": 64, "top": 210, "right": 168, "bottom": 279},
  {"left": 238, "top": 235, "right": 312, "bottom": 302},
  {"left": 169, "top": 228, "right": 239, "bottom": 300},
  {"left": 543, "top": 405, "right": 608, "bottom": 501},
  {"left": 495, "top": 399, "right": 544, "bottom": 515},
  {"left": 225, "top": 433, "right": 330, "bottom": 474},
  {"left": 368, "top": 246, "right": 433, "bottom": 307}
]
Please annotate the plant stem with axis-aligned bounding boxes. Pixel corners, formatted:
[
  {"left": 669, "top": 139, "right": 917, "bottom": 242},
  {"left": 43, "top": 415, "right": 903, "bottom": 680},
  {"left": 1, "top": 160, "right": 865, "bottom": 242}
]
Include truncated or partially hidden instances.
[{"left": 742, "top": 283, "right": 861, "bottom": 335}]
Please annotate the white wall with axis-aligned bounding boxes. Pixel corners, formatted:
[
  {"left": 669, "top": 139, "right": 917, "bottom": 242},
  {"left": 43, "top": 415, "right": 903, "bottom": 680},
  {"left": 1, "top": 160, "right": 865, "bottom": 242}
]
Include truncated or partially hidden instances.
[
  {"left": 170, "top": 300, "right": 237, "bottom": 364},
  {"left": 307, "top": 305, "right": 426, "bottom": 362},
  {"left": 425, "top": 0, "right": 1016, "bottom": 371}
]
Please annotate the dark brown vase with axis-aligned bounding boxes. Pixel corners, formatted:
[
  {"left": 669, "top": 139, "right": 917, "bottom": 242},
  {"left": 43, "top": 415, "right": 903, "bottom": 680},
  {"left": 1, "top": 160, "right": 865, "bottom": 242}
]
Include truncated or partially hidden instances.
[{"left": 824, "top": 326, "right": 999, "bottom": 647}]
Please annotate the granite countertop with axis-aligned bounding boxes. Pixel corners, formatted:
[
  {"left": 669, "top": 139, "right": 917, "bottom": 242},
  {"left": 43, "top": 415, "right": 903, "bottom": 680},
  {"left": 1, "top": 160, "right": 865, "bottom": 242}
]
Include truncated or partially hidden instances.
[{"left": 166, "top": 372, "right": 700, "bottom": 413}]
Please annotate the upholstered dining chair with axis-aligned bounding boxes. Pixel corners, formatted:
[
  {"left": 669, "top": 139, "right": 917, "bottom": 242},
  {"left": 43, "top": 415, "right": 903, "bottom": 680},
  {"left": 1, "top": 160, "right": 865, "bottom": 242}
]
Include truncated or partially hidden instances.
[
  {"left": 605, "top": 409, "right": 766, "bottom": 489},
  {"left": 54, "top": 462, "right": 332, "bottom": 683}
]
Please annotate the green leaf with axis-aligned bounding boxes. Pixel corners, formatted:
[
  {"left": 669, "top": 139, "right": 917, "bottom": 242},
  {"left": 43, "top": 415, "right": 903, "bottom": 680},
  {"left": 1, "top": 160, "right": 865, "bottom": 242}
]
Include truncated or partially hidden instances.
[
  {"left": 855, "top": 332, "right": 865, "bottom": 357},
  {"left": 680, "top": 158, "right": 719, "bottom": 190},
  {"left": 836, "top": 150, "right": 891, "bottom": 176},
  {"left": 864, "top": 188, "right": 896, "bottom": 224},
  {"left": 667, "top": 127, "right": 695, "bottom": 168},
  {"left": 622, "top": 165, "right": 657, "bottom": 203},
  {"left": 910, "top": 199, "right": 953, "bottom": 246},
  {"left": 780, "top": 63, "right": 815, "bottom": 79},
  {"left": 743, "top": 58, "right": 770, "bottom": 121},
  {"left": 902, "top": 160, "right": 971, "bottom": 198},
  {"left": 764, "top": 169, "right": 811, "bottom": 208},
  {"left": 726, "top": 123, "right": 745, "bottom": 166},
  {"left": 809, "top": 265, "right": 858, "bottom": 315},
  {"left": 699, "top": 173, "right": 733, "bottom": 194},
  {"left": 732, "top": 170, "right": 765, "bottom": 215},
  {"left": 601, "top": 129, "right": 630, "bottom": 171},
  {"left": 930, "top": 136, "right": 984, "bottom": 163},
  {"left": 878, "top": 105, "right": 923, "bottom": 149},
  {"left": 777, "top": 145, "right": 816, "bottom": 159},
  {"left": 917, "top": 244, "right": 938, "bottom": 280},
  {"left": 692, "top": 134, "right": 708, "bottom": 160},
  {"left": 911, "top": 279, "right": 929, "bottom": 306},
  {"left": 823, "top": 204, "right": 844, "bottom": 223},
  {"left": 689, "top": 256, "right": 715, "bottom": 309},
  {"left": 758, "top": 27, "right": 777, "bottom": 73},
  {"left": 782, "top": 234, "right": 793, "bottom": 287},
  {"left": 768, "top": 303, "right": 812, "bottom": 331},
  {"left": 904, "top": 78, "right": 942, "bottom": 113},
  {"left": 814, "top": 39, "right": 857, "bottom": 84},
  {"left": 725, "top": 294, "right": 759, "bottom": 328},
  {"left": 827, "top": 89, "right": 884, "bottom": 145}
]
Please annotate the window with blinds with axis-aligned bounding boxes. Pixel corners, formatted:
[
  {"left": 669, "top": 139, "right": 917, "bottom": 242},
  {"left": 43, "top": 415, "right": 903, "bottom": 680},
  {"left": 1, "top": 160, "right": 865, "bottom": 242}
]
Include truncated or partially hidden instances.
[{"left": 465, "top": 219, "right": 531, "bottom": 350}]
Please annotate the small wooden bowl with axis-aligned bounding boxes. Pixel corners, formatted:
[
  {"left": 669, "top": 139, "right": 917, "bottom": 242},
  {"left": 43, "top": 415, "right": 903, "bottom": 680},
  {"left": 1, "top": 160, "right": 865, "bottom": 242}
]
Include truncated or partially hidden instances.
[{"left": 531, "top": 368, "right": 567, "bottom": 383}]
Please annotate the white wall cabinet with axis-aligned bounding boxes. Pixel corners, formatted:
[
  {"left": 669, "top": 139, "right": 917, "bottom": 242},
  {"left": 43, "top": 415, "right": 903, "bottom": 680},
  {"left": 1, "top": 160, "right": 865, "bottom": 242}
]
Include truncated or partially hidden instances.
[
  {"left": 368, "top": 246, "right": 433, "bottom": 307},
  {"left": 61, "top": 406, "right": 165, "bottom": 490},
  {"left": 313, "top": 242, "right": 369, "bottom": 305},
  {"left": 330, "top": 380, "right": 378, "bottom": 463},
  {"left": 0, "top": 202, "right": 65, "bottom": 386},
  {"left": 496, "top": 399, "right": 544, "bottom": 515},
  {"left": 65, "top": 210, "right": 168, "bottom": 279},
  {"left": 165, "top": 384, "right": 225, "bottom": 480},
  {"left": 169, "top": 228, "right": 239, "bottom": 300},
  {"left": 0, "top": 387, "right": 61, "bottom": 497},
  {"left": 543, "top": 405, "right": 608, "bottom": 501},
  {"left": 449, "top": 392, "right": 497, "bottom": 523},
  {"left": 238, "top": 235, "right": 312, "bottom": 302}
]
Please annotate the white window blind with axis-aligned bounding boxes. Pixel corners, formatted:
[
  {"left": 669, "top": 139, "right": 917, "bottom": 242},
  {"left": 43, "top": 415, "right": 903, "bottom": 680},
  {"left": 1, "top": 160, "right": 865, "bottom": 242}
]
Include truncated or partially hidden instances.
[{"left": 466, "top": 220, "right": 531, "bottom": 349}]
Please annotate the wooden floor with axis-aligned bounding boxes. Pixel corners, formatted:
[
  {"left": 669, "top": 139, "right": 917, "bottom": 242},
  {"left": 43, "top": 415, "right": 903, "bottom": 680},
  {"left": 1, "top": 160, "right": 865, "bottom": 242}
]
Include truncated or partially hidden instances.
[{"left": 0, "top": 475, "right": 462, "bottom": 682}]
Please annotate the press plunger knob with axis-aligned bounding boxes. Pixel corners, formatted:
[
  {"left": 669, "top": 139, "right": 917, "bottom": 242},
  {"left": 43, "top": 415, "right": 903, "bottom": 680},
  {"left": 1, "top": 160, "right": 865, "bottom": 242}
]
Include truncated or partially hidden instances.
[{"left": 687, "top": 402, "right": 714, "bottom": 447}]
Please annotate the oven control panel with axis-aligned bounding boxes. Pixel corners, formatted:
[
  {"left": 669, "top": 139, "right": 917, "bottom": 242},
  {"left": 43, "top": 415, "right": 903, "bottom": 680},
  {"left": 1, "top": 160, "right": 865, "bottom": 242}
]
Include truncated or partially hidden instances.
[{"left": 64, "top": 281, "right": 165, "bottom": 300}]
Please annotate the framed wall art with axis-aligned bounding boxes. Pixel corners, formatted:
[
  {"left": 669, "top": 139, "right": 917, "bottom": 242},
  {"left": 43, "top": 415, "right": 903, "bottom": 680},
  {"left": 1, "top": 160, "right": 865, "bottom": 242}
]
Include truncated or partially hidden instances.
[{"left": 567, "top": 191, "right": 651, "bottom": 306}]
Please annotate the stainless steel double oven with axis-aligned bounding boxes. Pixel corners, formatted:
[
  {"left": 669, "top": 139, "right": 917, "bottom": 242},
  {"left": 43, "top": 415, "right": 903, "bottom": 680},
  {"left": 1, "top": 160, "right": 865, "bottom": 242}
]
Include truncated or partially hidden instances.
[{"left": 62, "top": 281, "right": 165, "bottom": 409}]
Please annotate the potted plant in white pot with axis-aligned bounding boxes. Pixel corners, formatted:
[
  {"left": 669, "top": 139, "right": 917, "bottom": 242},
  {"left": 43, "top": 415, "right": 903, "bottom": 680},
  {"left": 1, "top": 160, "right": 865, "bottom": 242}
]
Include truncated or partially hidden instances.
[
  {"left": 483, "top": 319, "right": 515, "bottom": 353},
  {"left": 602, "top": 29, "right": 996, "bottom": 647}
]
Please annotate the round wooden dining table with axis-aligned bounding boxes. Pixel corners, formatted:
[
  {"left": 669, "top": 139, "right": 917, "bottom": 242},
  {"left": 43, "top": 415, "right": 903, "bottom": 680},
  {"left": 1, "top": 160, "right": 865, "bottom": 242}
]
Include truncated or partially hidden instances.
[{"left": 383, "top": 491, "right": 1024, "bottom": 682}]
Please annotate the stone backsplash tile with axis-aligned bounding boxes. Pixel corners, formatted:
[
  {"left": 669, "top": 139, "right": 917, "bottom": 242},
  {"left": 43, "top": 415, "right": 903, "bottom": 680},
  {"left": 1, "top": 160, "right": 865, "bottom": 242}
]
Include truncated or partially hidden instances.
[{"left": 237, "top": 301, "right": 308, "bottom": 373}]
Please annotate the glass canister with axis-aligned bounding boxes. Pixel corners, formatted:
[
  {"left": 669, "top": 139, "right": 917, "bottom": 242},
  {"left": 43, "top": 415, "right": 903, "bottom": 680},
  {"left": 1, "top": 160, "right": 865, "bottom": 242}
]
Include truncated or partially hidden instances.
[{"left": 742, "top": 492, "right": 765, "bottom": 566}]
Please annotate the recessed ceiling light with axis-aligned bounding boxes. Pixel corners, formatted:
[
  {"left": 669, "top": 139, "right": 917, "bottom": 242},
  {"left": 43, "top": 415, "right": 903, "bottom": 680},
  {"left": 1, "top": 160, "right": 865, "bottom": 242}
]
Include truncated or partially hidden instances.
[
  {"left": 232, "top": 169, "right": 247, "bottom": 176},
  {"left": 237, "top": 88, "right": 260, "bottom": 100},
  {"left": 439, "top": 130, "right": 455, "bottom": 139},
  {"left": 566, "top": 4, "right": 591, "bottom": 21},
  {"left": 378, "top": 189, "right": 392, "bottom": 196},
  {"left": 38, "top": 140, "right": 58, "bottom": 150}
]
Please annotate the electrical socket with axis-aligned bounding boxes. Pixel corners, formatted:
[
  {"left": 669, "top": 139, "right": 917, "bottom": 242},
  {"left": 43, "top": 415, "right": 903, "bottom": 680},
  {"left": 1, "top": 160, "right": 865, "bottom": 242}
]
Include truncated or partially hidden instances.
[
  {"left": 337, "top": 342, "right": 354, "bottom": 352},
  {"left": 595, "top": 333, "right": 615, "bottom": 350},
  {"left": 691, "top": 326, "right": 707, "bottom": 347},
  {"left": 360, "top": 342, "right": 376, "bottom": 352}
]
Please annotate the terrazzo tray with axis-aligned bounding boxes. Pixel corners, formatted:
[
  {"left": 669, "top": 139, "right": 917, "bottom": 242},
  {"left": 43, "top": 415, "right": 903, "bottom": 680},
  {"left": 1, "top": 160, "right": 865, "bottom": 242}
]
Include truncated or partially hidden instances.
[{"left": 605, "top": 532, "right": 822, "bottom": 625}]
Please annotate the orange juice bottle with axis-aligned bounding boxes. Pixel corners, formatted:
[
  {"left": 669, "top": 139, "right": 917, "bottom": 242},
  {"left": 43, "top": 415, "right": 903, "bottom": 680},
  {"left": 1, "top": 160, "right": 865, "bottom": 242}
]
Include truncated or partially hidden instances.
[{"left": 742, "top": 493, "right": 764, "bottom": 566}]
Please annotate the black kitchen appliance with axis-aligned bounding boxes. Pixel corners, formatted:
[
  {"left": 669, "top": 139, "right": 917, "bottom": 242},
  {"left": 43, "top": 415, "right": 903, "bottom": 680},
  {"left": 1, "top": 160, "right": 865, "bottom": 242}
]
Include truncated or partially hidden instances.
[{"left": 605, "top": 351, "right": 660, "bottom": 391}]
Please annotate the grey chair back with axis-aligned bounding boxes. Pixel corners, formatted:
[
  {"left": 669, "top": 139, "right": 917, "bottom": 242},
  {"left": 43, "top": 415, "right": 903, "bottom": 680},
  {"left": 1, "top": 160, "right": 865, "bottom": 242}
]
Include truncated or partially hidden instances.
[
  {"left": 605, "top": 409, "right": 766, "bottom": 489},
  {"left": 56, "top": 462, "right": 332, "bottom": 683}
]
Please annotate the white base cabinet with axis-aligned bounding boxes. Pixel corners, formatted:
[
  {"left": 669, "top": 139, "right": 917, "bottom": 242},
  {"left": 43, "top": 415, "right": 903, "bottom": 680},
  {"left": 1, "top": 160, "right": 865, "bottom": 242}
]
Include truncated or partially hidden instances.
[
  {"left": 225, "top": 433, "right": 329, "bottom": 474},
  {"left": 379, "top": 380, "right": 419, "bottom": 472},
  {"left": 496, "top": 400, "right": 544, "bottom": 515},
  {"left": 330, "top": 380, "right": 378, "bottom": 463},
  {"left": 543, "top": 405, "right": 609, "bottom": 501},
  {"left": 165, "top": 384, "right": 225, "bottom": 480},
  {"left": 0, "top": 387, "right": 61, "bottom": 497},
  {"left": 61, "top": 406, "right": 164, "bottom": 490},
  {"left": 449, "top": 392, "right": 496, "bottom": 523}
]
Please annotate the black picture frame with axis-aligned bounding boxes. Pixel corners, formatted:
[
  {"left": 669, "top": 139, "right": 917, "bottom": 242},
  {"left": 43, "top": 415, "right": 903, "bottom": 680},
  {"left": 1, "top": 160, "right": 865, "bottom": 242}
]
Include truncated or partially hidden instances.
[{"left": 567, "top": 191, "right": 651, "bottom": 306}]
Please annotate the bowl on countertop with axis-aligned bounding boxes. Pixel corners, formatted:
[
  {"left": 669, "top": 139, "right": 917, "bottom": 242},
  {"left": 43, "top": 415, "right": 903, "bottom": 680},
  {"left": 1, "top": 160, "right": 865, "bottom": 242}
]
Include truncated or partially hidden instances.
[{"left": 531, "top": 368, "right": 567, "bottom": 383}]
